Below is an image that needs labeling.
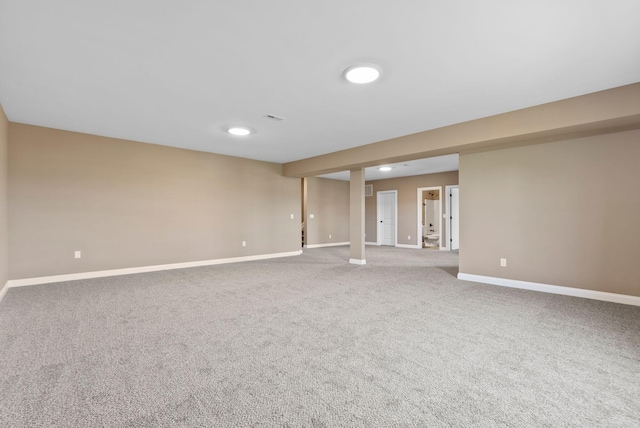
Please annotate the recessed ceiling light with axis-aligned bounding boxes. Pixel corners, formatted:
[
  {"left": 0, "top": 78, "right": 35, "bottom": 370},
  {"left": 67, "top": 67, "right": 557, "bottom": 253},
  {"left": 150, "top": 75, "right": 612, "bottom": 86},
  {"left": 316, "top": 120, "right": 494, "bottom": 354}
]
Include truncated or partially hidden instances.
[
  {"left": 227, "top": 127, "right": 252, "bottom": 136},
  {"left": 379, "top": 166, "right": 392, "bottom": 172},
  {"left": 344, "top": 64, "right": 381, "bottom": 84}
]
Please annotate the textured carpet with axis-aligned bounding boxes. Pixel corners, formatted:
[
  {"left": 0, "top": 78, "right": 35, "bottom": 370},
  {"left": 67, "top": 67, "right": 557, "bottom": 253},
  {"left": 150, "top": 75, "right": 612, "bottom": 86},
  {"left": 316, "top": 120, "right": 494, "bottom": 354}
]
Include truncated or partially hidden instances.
[{"left": 1, "top": 246, "right": 639, "bottom": 427}]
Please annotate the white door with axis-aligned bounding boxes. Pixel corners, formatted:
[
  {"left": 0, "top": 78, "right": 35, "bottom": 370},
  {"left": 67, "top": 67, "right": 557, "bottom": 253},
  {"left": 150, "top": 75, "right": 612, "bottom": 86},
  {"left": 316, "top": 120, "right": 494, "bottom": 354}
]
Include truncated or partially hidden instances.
[
  {"left": 378, "top": 191, "right": 396, "bottom": 246},
  {"left": 450, "top": 187, "right": 460, "bottom": 250}
]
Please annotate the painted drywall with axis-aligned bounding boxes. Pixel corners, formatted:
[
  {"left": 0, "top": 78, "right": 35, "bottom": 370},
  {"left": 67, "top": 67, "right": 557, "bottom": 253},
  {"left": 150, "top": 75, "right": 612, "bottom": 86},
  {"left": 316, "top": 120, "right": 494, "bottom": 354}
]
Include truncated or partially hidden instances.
[
  {"left": 459, "top": 130, "right": 640, "bottom": 297},
  {"left": 301, "top": 178, "right": 307, "bottom": 247},
  {"left": 284, "top": 82, "right": 640, "bottom": 177},
  {"left": 8, "top": 124, "right": 301, "bottom": 279},
  {"left": 349, "top": 169, "right": 365, "bottom": 262},
  {"left": 305, "top": 177, "right": 349, "bottom": 246},
  {"left": 0, "top": 103, "right": 8, "bottom": 287},
  {"left": 365, "top": 171, "right": 459, "bottom": 246}
]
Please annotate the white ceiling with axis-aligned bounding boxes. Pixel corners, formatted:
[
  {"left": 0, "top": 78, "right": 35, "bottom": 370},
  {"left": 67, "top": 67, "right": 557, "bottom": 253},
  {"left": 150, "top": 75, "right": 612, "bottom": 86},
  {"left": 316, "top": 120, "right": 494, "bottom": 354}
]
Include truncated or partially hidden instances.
[
  {"left": 1, "top": 1, "right": 639, "bottom": 165},
  {"left": 318, "top": 154, "right": 459, "bottom": 181}
]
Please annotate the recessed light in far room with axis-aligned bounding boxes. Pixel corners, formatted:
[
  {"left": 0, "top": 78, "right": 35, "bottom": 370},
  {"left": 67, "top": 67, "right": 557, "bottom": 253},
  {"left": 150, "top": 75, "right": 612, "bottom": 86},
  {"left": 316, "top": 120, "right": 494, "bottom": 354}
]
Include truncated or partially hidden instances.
[
  {"left": 227, "top": 127, "right": 252, "bottom": 136},
  {"left": 379, "top": 166, "right": 392, "bottom": 172},
  {"left": 344, "top": 64, "right": 381, "bottom": 84}
]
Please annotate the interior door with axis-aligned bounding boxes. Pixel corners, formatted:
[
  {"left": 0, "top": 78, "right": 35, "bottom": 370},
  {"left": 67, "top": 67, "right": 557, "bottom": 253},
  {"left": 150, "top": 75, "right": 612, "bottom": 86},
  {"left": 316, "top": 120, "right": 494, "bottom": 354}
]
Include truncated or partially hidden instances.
[
  {"left": 378, "top": 191, "right": 396, "bottom": 246},
  {"left": 450, "top": 187, "right": 460, "bottom": 250}
]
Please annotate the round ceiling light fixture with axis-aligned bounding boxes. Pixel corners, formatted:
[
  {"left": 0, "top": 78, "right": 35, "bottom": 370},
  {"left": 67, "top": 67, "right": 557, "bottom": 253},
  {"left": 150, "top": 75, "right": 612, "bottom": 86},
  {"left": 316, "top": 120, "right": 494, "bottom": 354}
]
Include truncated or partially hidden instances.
[
  {"left": 227, "top": 126, "right": 252, "bottom": 136},
  {"left": 344, "top": 64, "right": 381, "bottom": 84},
  {"left": 379, "top": 166, "right": 392, "bottom": 172}
]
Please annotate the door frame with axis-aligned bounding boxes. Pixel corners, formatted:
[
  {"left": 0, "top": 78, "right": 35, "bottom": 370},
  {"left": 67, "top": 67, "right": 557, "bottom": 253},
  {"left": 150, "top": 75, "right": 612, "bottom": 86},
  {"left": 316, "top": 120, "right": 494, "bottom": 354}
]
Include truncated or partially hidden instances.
[
  {"left": 417, "top": 186, "right": 443, "bottom": 250},
  {"left": 377, "top": 190, "right": 398, "bottom": 246},
  {"left": 445, "top": 185, "right": 459, "bottom": 251}
]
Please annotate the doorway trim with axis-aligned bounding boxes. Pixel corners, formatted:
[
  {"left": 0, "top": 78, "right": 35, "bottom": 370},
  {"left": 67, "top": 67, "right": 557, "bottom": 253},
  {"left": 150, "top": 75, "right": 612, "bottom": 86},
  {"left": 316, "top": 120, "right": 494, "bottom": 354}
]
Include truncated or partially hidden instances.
[
  {"left": 417, "top": 186, "right": 443, "bottom": 250},
  {"left": 445, "top": 185, "right": 459, "bottom": 251},
  {"left": 376, "top": 190, "right": 398, "bottom": 247}
]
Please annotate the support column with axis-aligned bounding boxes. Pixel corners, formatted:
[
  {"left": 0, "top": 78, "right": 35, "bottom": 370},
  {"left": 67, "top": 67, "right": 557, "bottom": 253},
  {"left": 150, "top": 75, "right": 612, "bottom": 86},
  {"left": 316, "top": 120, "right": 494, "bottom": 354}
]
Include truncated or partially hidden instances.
[{"left": 349, "top": 168, "right": 366, "bottom": 265}]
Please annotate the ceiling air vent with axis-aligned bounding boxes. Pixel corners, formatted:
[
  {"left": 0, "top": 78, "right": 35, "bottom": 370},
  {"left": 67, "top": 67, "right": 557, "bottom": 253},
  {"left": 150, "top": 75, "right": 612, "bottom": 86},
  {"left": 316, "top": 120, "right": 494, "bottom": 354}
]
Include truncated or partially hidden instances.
[
  {"left": 365, "top": 184, "right": 373, "bottom": 197},
  {"left": 264, "top": 114, "right": 285, "bottom": 121}
]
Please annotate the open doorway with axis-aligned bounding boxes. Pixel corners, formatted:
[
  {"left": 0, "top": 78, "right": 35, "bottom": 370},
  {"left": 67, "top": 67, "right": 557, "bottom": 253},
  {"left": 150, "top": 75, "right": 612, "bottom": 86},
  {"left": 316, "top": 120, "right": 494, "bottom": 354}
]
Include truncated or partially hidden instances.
[{"left": 417, "top": 187, "right": 442, "bottom": 249}]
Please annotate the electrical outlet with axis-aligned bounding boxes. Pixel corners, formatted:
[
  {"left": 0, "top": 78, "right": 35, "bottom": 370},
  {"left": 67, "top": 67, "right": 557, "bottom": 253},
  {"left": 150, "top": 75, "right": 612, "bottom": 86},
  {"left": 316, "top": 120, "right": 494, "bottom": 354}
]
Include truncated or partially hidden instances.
[
  {"left": 74, "top": 251, "right": 81, "bottom": 259},
  {"left": 408, "top": 235, "right": 411, "bottom": 240},
  {"left": 500, "top": 258, "right": 507, "bottom": 267},
  {"left": 242, "top": 241, "right": 246, "bottom": 247},
  {"left": 309, "top": 214, "right": 314, "bottom": 219},
  {"left": 290, "top": 214, "right": 294, "bottom": 219},
  {"left": 329, "top": 234, "right": 332, "bottom": 239}
]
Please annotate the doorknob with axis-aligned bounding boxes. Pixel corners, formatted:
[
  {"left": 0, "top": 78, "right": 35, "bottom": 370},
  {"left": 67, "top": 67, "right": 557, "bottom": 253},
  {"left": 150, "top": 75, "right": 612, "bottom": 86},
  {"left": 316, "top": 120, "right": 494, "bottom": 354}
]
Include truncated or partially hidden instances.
[{"left": 380, "top": 220, "right": 383, "bottom": 223}]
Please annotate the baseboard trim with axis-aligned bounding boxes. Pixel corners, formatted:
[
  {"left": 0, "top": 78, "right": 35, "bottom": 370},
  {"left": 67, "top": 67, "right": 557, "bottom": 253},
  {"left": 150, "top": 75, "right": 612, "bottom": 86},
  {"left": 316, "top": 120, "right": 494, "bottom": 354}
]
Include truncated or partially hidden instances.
[
  {"left": 349, "top": 258, "right": 366, "bottom": 265},
  {"left": 305, "top": 242, "right": 349, "bottom": 249},
  {"left": 365, "top": 242, "right": 379, "bottom": 246},
  {"left": 0, "top": 281, "right": 9, "bottom": 304},
  {"left": 457, "top": 273, "right": 640, "bottom": 307},
  {"left": 6, "top": 250, "right": 303, "bottom": 289},
  {"left": 395, "top": 244, "right": 422, "bottom": 249}
]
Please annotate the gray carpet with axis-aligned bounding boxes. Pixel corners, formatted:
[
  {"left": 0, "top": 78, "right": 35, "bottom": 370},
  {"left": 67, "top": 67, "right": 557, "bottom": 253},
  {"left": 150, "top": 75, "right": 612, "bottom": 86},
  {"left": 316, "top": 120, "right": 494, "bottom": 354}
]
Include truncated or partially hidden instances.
[{"left": 1, "top": 246, "right": 639, "bottom": 427}]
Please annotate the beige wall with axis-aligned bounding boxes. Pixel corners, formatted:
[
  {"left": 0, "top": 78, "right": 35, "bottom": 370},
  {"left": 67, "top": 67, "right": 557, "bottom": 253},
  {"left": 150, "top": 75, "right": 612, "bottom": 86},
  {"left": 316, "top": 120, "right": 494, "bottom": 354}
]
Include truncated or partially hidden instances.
[
  {"left": 365, "top": 171, "right": 459, "bottom": 246},
  {"left": 459, "top": 130, "right": 640, "bottom": 297},
  {"left": 0, "top": 104, "right": 8, "bottom": 287},
  {"left": 8, "top": 124, "right": 301, "bottom": 279},
  {"left": 305, "top": 177, "right": 349, "bottom": 246},
  {"left": 284, "top": 83, "right": 640, "bottom": 177}
]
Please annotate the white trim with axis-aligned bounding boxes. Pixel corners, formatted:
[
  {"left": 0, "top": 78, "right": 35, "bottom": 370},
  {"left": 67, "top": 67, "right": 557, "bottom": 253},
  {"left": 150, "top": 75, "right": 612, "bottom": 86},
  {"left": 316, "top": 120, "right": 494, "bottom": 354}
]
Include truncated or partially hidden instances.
[
  {"left": 395, "top": 243, "right": 422, "bottom": 249},
  {"left": 305, "top": 242, "right": 349, "bottom": 249},
  {"left": 457, "top": 273, "right": 640, "bottom": 307},
  {"left": 377, "top": 190, "right": 398, "bottom": 246},
  {"left": 365, "top": 241, "right": 380, "bottom": 246},
  {"left": 445, "top": 185, "right": 460, "bottom": 251},
  {"left": 417, "top": 186, "right": 443, "bottom": 251},
  {"left": 0, "top": 281, "right": 9, "bottom": 304},
  {"left": 6, "top": 250, "right": 303, "bottom": 288},
  {"left": 349, "top": 258, "right": 367, "bottom": 265}
]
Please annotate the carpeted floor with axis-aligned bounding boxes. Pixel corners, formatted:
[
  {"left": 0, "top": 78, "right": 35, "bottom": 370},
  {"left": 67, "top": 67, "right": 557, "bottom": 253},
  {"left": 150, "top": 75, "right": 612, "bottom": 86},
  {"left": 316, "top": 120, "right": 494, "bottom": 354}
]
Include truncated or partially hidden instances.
[{"left": 1, "top": 246, "right": 639, "bottom": 427}]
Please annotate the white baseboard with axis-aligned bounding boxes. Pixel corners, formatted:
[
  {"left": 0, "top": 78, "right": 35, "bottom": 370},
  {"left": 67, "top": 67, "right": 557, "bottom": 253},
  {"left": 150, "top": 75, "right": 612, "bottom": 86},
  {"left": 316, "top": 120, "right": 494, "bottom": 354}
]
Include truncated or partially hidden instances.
[
  {"left": 5, "top": 250, "right": 303, "bottom": 289},
  {"left": 365, "top": 242, "right": 379, "bottom": 246},
  {"left": 0, "top": 281, "right": 8, "bottom": 304},
  {"left": 458, "top": 273, "right": 640, "bottom": 307},
  {"left": 305, "top": 242, "right": 349, "bottom": 249},
  {"left": 395, "top": 244, "right": 422, "bottom": 249},
  {"left": 349, "top": 258, "right": 366, "bottom": 265}
]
